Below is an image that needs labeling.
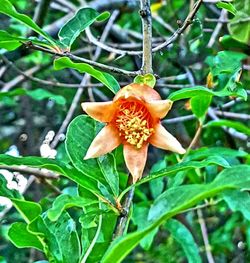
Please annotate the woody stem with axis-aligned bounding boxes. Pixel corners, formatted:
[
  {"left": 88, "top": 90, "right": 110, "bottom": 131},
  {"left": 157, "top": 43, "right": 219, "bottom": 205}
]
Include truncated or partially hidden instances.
[
  {"left": 140, "top": 0, "right": 153, "bottom": 74},
  {"left": 113, "top": 175, "right": 135, "bottom": 239}
]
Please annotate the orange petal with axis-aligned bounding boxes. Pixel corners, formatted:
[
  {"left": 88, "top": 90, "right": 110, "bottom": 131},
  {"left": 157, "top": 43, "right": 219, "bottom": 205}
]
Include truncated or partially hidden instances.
[
  {"left": 84, "top": 124, "right": 121, "bottom": 159},
  {"left": 145, "top": 99, "right": 173, "bottom": 119},
  {"left": 114, "top": 83, "right": 161, "bottom": 102},
  {"left": 150, "top": 123, "right": 186, "bottom": 154},
  {"left": 81, "top": 101, "right": 115, "bottom": 122},
  {"left": 123, "top": 143, "right": 149, "bottom": 183}
]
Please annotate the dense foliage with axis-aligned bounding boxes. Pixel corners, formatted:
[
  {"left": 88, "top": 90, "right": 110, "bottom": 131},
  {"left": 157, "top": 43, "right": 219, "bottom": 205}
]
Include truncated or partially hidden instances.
[{"left": 0, "top": 0, "right": 249, "bottom": 262}]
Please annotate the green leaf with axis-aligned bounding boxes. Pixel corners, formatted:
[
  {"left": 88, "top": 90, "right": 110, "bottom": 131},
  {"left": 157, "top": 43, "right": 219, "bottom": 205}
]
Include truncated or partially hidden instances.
[
  {"left": 0, "top": 88, "right": 66, "bottom": 105},
  {"left": 101, "top": 165, "right": 250, "bottom": 263},
  {"left": 0, "top": 154, "right": 104, "bottom": 199},
  {"left": 223, "top": 189, "right": 250, "bottom": 220},
  {"left": 8, "top": 222, "right": 44, "bottom": 251},
  {"left": 205, "top": 51, "right": 247, "bottom": 76},
  {"left": 0, "top": 174, "right": 21, "bottom": 199},
  {"left": 11, "top": 198, "right": 42, "bottom": 223},
  {"left": 228, "top": 0, "right": 250, "bottom": 44},
  {"left": 205, "top": 119, "right": 250, "bottom": 136},
  {"left": 216, "top": 2, "right": 236, "bottom": 15},
  {"left": 47, "top": 194, "right": 98, "bottom": 221},
  {"left": 165, "top": 219, "right": 201, "bottom": 263},
  {"left": 0, "top": 30, "right": 53, "bottom": 51},
  {"left": 186, "top": 147, "right": 248, "bottom": 161},
  {"left": 133, "top": 74, "right": 156, "bottom": 88},
  {"left": 118, "top": 156, "right": 231, "bottom": 201},
  {"left": 0, "top": 0, "right": 57, "bottom": 47},
  {"left": 66, "top": 115, "right": 119, "bottom": 198},
  {"left": 58, "top": 8, "right": 110, "bottom": 49},
  {"left": 190, "top": 95, "right": 212, "bottom": 118},
  {"left": 219, "top": 35, "right": 250, "bottom": 51},
  {"left": 168, "top": 85, "right": 247, "bottom": 101},
  {"left": 54, "top": 57, "right": 120, "bottom": 94},
  {"left": 29, "top": 212, "right": 81, "bottom": 263}
]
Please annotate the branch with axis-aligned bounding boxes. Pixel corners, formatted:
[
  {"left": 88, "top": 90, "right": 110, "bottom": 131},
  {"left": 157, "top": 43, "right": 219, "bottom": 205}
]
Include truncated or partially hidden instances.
[
  {"left": 197, "top": 208, "right": 215, "bottom": 263},
  {"left": 113, "top": 175, "right": 135, "bottom": 239},
  {"left": 152, "top": 0, "right": 203, "bottom": 53},
  {"left": 140, "top": 0, "right": 153, "bottom": 74},
  {"left": 23, "top": 42, "right": 140, "bottom": 77},
  {"left": 0, "top": 165, "right": 59, "bottom": 179}
]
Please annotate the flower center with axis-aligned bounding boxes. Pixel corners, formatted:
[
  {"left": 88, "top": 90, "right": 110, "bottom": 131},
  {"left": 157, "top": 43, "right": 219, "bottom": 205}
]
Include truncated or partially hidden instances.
[{"left": 115, "top": 101, "right": 154, "bottom": 149}]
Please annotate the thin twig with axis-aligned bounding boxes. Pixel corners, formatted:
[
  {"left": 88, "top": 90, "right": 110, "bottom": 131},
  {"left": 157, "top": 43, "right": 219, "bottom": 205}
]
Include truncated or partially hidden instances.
[
  {"left": 0, "top": 165, "right": 59, "bottom": 179},
  {"left": 197, "top": 208, "right": 215, "bottom": 263},
  {"left": 152, "top": 0, "right": 203, "bottom": 52}
]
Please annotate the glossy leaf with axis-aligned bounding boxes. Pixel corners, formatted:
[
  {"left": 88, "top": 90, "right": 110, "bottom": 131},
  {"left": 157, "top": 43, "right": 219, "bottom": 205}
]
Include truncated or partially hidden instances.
[
  {"left": 228, "top": 0, "right": 250, "bottom": 44},
  {"left": 58, "top": 8, "right": 110, "bottom": 49},
  {"left": 47, "top": 194, "right": 98, "bottom": 221},
  {"left": 66, "top": 115, "right": 119, "bottom": 198},
  {"left": 0, "top": 30, "right": 53, "bottom": 51},
  {"left": 101, "top": 165, "right": 250, "bottom": 263},
  {"left": 216, "top": 2, "right": 236, "bottom": 15},
  {"left": 29, "top": 212, "right": 80, "bottom": 263},
  {"left": 0, "top": 154, "right": 104, "bottom": 198},
  {"left": 0, "top": 0, "right": 57, "bottom": 47},
  {"left": 223, "top": 189, "right": 250, "bottom": 220},
  {"left": 168, "top": 85, "right": 247, "bottom": 101},
  {"left": 134, "top": 74, "right": 156, "bottom": 88},
  {"left": 190, "top": 95, "right": 212, "bottom": 118},
  {"left": 0, "top": 88, "right": 66, "bottom": 105},
  {"left": 54, "top": 57, "right": 120, "bottom": 94},
  {"left": 165, "top": 219, "right": 201, "bottom": 263},
  {"left": 8, "top": 222, "right": 44, "bottom": 251},
  {"left": 205, "top": 119, "right": 250, "bottom": 136}
]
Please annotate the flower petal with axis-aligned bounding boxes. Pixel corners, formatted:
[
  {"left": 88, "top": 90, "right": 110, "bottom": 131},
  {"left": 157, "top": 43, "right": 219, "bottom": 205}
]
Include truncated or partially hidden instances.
[
  {"left": 123, "top": 143, "right": 149, "bottom": 183},
  {"left": 114, "top": 83, "right": 161, "bottom": 102},
  {"left": 84, "top": 124, "right": 121, "bottom": 159},
  {"left": 145, "top": 99, "right": 173, "bottom": 119},
  {"left": 150, "top": 123, "right": 186, "bottom": 154},
  {"left": 81, "top": 101, "right": 116, "bottom": 122}
]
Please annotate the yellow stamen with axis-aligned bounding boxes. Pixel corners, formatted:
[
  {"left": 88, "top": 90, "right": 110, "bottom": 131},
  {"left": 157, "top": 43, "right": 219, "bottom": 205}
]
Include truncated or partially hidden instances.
[{"left": 115, "top": 102, "right": 154, "bottom": 149}]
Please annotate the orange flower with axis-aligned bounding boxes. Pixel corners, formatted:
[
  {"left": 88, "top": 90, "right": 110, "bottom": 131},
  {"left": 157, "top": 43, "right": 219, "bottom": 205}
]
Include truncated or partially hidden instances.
[{"left": 82, "top": 83, "right": 185, "bottom": 183}]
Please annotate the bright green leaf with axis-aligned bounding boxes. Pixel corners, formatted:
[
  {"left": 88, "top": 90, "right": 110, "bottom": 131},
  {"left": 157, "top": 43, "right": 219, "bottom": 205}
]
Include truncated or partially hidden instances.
[
  {"left": 59, "top": 8, "right": 110, "bottom": 49},
  {"left": 101, "top": 165, "right": 250, "bottom": 263},
  {"left": 205, "top": 119, "right": 250, "bottom": 136},
  {"left": 8, "top": 222, "right": 44, "bottom": 251},
  {"left": 216, "top": 2, "right": 236, "bottom": 15},
  {"left": 0, "top": 0, "right": 57, "bottom": 47},
  {"left": 190, "top": 95, "right": 212, "bottom": 118},
  {"left": 165, "top": 219, "right": 201, "bottom": 263},
  {"left": 134, "top": 74, "right": 156, "bottom": 88},
  {"left": 54, "top": 57, "right": 120, "bottom": 94}
]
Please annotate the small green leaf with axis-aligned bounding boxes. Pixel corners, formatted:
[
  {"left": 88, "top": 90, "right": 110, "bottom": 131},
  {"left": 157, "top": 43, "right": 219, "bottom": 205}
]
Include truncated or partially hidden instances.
[
  {"left": 0, "top": 88, "right": 66, "bottom": 105},
  {"left": 8, "top": 222, "right": 44, "bottom": 251},
  {"left": 0, "top": 0, "right": 57, "bottom": 47},
  {"left": 0, "top": 174, "right": 21, "bottom": 199},
  {"left": 54, "top": 57, "right": 120, "bottom": 94},
  {"left": 216, "top": 2, "right": 236, "bottom": 15},
  {"left": 59, "top": 8, "right": 110, "bottom": 49},
  {"left": 190, "top": 95, "right": 212, "bottom": 119},
  {"left": 223, "top": 189, "right": 250, "bottom": 220},
  {"left": 0, "top": 30, "right": 53, "bottom": 51},
  {"left": 165, "top": 219, "right": 201, "bottom": 263},
  {"left": 205, "top": 119, "right": 250, "bottom": 136},
  {"left": 228, "top": 0, "right": 250, "bottom": 44},
  {"left": 134, "top": 74, "right": 156, "bottom": 88},
  {"left": 47, "top": 194, "right": 98, "bottom": 221}
]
